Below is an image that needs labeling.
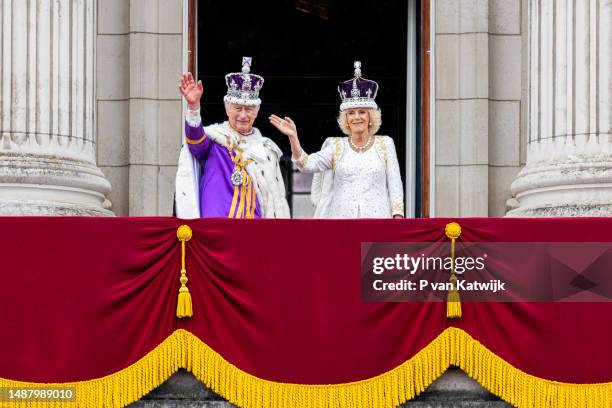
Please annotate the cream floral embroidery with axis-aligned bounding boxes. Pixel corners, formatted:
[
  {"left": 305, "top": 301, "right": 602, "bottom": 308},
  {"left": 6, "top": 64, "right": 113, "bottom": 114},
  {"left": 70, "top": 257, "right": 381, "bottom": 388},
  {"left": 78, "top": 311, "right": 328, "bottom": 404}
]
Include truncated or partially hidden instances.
[
  {"left": 297, "top": 151, "right": 310, "bottom": 168},
  {"left": 375, "top": 136, "right": 388, "bottom": 165},
  {"left": 333, "top": 138, "right": 342, "bottom": 170},
  {"left": 392, "top": 202, "right": 404, "bottom": 215}
]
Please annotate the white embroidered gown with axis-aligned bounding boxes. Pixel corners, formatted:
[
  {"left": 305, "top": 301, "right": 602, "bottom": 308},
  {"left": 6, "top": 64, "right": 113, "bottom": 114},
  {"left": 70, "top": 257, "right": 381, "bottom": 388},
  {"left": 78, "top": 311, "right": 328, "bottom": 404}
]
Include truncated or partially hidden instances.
[{"left": 295, "top": 136, "right": 404, "bottom": 218}]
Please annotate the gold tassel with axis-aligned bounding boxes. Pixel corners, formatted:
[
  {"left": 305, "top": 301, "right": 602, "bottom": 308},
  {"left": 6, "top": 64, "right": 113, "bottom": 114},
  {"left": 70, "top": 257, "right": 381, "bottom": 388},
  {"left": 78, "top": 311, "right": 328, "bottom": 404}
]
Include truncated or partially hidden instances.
[
  {"left": 177, "top": 287, "right": 193, "bottom": 318},
  {"left": 447, "top": 274, "right": 462, "bottom": 318},
  {"left": 176, "top": 225, "right": 193, "bottom": 318},
  {"left": 445, "top": 222, "right": 462, "bottom": 319}
]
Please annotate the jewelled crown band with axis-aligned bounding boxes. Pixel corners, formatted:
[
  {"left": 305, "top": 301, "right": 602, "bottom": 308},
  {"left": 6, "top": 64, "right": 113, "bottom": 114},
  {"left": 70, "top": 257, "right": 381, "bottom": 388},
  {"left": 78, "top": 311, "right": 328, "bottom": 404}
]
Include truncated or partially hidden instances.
[
  {"left": 338, "top": 61, "right": 379, "bottom": 111},
  {"left": 222, "top": 58, "right": 377, "bottom": 109},
  {"left": 224, "top": 57, "right": 264, "bottom": 106}
]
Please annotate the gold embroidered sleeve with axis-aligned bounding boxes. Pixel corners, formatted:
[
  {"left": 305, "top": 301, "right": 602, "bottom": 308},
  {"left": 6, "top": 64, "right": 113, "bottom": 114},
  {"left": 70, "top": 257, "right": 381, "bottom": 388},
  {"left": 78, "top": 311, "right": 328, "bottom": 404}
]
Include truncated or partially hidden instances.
[
  {"left": 392, "top": 202, "right": 405, "bottom": 216},
  {"left": 375, "top": 136, "right": 388, "bottom": 164},
  {"left": 297, "top": 151, "right": 310, "bottom": 168},
  {"left": 332, "top": 138, "right": 343, "bottom": 170},
  {"left": 292, "top": 143, "right": 334, "bottom": 173}
]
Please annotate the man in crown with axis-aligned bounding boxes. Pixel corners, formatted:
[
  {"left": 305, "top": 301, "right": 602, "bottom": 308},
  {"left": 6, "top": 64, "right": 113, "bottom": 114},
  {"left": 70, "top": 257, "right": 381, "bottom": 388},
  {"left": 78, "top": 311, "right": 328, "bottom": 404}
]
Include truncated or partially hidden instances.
[{"left": 175, "top": 57, "right": 290, "bottom": 219}]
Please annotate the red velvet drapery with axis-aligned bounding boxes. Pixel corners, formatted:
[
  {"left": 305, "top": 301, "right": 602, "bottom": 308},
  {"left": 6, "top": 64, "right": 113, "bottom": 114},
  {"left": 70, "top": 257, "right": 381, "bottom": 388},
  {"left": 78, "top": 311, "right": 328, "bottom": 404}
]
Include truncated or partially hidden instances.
[{"left": 1, "top": 217, "right": 611, "bottom": 407}]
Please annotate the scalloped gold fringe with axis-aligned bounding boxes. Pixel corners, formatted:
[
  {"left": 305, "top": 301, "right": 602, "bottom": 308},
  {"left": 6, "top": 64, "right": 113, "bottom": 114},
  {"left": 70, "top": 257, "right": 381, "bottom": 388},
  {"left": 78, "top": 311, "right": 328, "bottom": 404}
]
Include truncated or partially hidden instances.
[{"left": 1, "top": 328, "right": 610, "bottom": 407}]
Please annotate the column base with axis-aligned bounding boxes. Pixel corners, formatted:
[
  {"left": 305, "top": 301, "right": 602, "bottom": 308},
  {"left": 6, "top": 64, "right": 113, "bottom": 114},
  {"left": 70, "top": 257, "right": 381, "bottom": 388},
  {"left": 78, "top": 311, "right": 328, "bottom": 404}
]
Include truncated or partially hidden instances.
[
  {"left": 507, "top": 203, "right": 612, "bottom": 217},
  {"left": 0, "top": 199, "right": 113, "bottom": 216},
  {"left": 508, "top": 155, "right": 612, "bottom": 217},
  {"left": 0, "top": 152, "right": 114, "bottom": 216}
]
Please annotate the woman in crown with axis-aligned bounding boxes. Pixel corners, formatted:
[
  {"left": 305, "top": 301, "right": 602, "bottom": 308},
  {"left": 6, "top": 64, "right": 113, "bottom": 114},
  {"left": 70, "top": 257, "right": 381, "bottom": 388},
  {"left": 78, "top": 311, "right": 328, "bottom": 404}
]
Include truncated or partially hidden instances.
[{"left": 269, "top": 62, "right": 404, "bottom": 219}]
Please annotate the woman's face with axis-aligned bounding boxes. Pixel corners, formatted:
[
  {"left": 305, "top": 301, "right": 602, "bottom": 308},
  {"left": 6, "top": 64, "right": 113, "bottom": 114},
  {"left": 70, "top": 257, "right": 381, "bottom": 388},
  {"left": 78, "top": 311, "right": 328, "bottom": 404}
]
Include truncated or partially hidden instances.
[{"left": 346, "top": 109, "right": 370, "bottom": 135}]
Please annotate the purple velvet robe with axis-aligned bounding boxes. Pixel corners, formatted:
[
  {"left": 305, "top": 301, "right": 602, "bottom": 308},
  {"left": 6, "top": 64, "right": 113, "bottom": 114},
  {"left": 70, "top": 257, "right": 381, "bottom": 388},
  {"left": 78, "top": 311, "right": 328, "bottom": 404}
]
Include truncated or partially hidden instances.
[{"left": 185, "top": 121, "right": 262, "bottom": 218}]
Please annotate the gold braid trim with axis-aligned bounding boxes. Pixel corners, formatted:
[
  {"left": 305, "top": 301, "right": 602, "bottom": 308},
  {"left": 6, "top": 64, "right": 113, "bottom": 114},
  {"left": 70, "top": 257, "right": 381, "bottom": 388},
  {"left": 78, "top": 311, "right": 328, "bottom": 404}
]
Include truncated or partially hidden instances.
[
  {"left": 226, "top": 144, "right": 254, "bottom": 219},
  {"left": 333, "top": 138, "right": 342, "bottom": 170},
  {"left": 392, "top": 202, "right": 404, "bottom": 216},
  {"left": 185, "top": 134, "right": 207, "bottom": 145},
  {"left": 1, "top": 328, "right": 610, "bottom": 407}
]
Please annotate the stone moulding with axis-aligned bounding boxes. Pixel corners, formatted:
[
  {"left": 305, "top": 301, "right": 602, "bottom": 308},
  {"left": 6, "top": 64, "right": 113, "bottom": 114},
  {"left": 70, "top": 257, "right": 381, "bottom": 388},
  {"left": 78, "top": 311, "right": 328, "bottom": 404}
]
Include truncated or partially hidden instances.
[{"left": 0, "top": 152, "right": 113, "bottom": 216}]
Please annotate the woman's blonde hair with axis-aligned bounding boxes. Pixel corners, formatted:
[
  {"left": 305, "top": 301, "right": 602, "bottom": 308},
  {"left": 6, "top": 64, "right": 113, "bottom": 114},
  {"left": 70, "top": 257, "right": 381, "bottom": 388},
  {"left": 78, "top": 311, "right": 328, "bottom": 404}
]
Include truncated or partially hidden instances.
[{"left": 337, "top": 108, "right": 382, "bottom": 137}]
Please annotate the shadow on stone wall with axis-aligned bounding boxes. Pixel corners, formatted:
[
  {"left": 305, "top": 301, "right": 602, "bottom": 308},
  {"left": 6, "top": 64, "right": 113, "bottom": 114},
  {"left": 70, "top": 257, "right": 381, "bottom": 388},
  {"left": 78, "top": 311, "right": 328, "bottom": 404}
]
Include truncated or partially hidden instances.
[{"left": 129, "top": 368, "right": 510, "bottom": 407}]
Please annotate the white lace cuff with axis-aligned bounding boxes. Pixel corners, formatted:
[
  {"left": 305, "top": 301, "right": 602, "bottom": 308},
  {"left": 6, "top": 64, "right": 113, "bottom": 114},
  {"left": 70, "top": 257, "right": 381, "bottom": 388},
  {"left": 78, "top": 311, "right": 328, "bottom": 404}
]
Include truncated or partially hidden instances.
[{"left": 185, "top": 108, "right": 202, "bottom": 127}]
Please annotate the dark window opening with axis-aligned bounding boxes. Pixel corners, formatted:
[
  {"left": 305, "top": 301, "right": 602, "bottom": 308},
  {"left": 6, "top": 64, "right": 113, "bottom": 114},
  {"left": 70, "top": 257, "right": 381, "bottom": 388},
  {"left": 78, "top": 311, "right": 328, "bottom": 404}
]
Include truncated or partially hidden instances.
[{"left": 196, "top": 0, "right": 417, "bottom": 214}]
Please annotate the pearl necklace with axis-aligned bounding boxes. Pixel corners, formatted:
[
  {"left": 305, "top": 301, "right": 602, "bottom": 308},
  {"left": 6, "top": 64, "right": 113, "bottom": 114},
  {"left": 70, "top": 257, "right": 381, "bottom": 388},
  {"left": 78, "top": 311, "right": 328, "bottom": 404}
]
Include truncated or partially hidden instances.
[{"left": 348, "top": 135, "right": 373, "bottom": 152}]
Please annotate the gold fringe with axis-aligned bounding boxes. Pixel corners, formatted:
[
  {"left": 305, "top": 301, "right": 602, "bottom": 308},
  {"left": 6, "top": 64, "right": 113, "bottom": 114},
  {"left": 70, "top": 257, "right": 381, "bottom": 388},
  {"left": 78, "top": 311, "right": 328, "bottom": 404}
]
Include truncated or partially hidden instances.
[{"left": 1, "top": 328, "right": 610, "bottom": 407}]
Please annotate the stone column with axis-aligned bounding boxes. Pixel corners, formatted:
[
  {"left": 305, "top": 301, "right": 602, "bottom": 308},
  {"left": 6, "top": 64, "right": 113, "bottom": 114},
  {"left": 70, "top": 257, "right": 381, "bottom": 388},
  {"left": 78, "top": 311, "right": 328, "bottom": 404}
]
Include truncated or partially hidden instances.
[
  {"left": 0, "top": 0, "right": 113, "bottom": 216},
  {"left": 509, "top": 0, "right": 612, "bottom": 216}
]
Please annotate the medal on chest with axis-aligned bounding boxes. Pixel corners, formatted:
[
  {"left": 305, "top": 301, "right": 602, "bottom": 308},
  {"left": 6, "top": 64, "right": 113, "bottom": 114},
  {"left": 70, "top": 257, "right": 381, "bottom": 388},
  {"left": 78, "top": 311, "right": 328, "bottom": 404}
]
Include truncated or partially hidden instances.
[{"left": 230, "top": 167, "right": 245, "bottom": 186}]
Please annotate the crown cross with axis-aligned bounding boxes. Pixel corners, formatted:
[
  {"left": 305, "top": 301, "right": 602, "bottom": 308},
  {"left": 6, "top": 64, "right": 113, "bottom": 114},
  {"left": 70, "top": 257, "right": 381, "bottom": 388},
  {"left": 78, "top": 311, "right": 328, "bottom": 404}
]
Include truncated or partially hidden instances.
[
  {"left": 242, "top": 57, "right": 252, "bottom": 74},
  {"left": 354, "top": 61, "right": 362, "bottom": 78}
]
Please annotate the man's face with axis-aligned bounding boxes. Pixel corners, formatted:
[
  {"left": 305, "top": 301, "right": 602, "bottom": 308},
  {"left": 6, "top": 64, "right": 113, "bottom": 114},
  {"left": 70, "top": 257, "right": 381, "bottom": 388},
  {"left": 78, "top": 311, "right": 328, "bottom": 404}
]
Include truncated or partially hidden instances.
[{"left": 225, "top": 104, "right": 258, "bottom": 134}]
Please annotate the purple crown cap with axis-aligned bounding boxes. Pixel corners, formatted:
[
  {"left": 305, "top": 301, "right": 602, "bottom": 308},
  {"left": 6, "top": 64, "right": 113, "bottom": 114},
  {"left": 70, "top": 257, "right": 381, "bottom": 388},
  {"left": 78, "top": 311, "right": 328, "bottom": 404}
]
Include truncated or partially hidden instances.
[
  {"left": 224, "top": 56, "right": 264, "bottom": 106},
  {"left": 338, "top": 61, "right": 379, "bottom": 111}
]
